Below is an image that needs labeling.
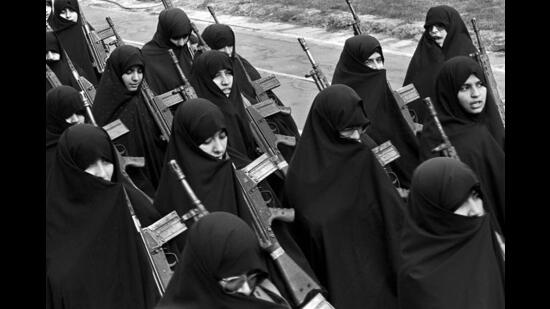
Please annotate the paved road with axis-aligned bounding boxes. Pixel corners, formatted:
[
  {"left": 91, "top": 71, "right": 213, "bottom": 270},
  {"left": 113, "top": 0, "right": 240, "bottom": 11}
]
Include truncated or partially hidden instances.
[{"left": 82, "top": 0, "right": 505, "bottom": 130}]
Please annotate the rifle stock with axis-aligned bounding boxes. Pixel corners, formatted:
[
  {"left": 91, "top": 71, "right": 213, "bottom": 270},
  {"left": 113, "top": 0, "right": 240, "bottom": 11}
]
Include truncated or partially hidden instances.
[
  {"left": 297, "top": 38, "right": 330, "bottom": 91},
  {"left": 470, "top": 18, "right": 505, "bottom": 127},
  {"left": 424, "top": 97, "right": 461, "bottom": 160}
]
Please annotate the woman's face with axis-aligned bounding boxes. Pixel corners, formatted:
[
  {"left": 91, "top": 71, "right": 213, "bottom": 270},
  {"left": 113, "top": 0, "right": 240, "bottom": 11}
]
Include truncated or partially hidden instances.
[
  {"left": 121, "top": 66, "right": 144, "bottom": 92},
  {"left": 198, "top": 130, "right": 228, "bottom": 159},
  {"left": 339, "top": 125, "right": 366, "bottom": 142},
  {"left": 84, "top": 158, "right": 114, "bottom": 181},
  {"left": 46, "top": 3, "right": 52, "bottom": 20},
  {"left": 453, "top": 190, "right": 485, "bottom": 217},
  {"left": 59, "top": 8, "right": 78, "bottom": 22},
  {"left": 46, "top": 51, "right": 61, "bottom": 62},
  {"left": 65, "top": 113, "right": 86, "bottom": 125},
  {"left": 364, "top": 52, "right": 384, "bottom": 70},
  {"left": 428, "top": 24, "right": 447, "bottom": 47},
  {"left": 217, "top": 46, "right": 234, "bottom": 57},
  {"left": 218, "top": 271, "right": 262, "bottom": 296},
  {"left": 457, "top": 74, "right": 487, "bottom": 114},
  {"left": 212, "top": 69, "right": 233, "bottom": 97},
  {"left": 170, "top": 35, "right": 189, "bottom": 47}
]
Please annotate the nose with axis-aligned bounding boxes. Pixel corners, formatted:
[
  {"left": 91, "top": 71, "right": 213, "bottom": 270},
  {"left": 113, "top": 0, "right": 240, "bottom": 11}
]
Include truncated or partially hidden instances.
[
  {"left": 223, "top": 47, "right": 231, "bottom": 55},
  {"left": 430, "top": 25, "right": 439, "bottom": 33},
  {"left": 375, "top": 61, "right": 383, "bottom": 70},
  {"left": 96, "top": 163, "right": 108, "bottom": 180},
  {"left": 212, "top": 137, "right": 224, "bottom": 153},
  {"left": 220, "top": 73, "right": 229, "bottom": 85},
  {"left": 470, "top": 85, "right": 481, "bottom": 97},
  {"left": 131, "top": 71, "right": 139, "bottom": 82},
  {"left": 350, "top": 129, "right": 361, "bottom": 140}
]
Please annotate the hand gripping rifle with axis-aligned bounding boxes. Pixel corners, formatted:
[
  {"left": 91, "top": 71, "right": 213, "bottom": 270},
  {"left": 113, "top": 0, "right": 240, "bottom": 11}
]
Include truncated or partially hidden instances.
[
  {"left": 233, "top": 158, "right": 335, "bottom": 308},
  {"left": 424, "top": 97, "right": 460, "bottom": 161},
  {"left": 107, "top": 16, "right": 173, "bottom": 142},
  {"left": 297, "top": 38, "right": 330, "bottom": 92},
  {"left": 46, "top": 64, "right": 62, "bottom": 88},
  {"left": 129, "top": 160, "right": 211, "bottom": 295},
  {"left": 345, "top": 0, "right": 363, "bottom": 35},
  {"left": 469, "top": 18, "right": 505, "bottom": 127},
  {"left": 78, "top": 6, "right": 108, "bottom": 73}
]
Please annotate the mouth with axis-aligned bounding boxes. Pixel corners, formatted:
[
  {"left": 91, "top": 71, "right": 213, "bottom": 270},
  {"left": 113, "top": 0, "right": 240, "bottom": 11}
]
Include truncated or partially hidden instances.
[
  {"left": 470, "top": 101, "right": 484, "bottom": 109},
  {"left": 222, "top": 88, "right": 231, "bottom": 95}
]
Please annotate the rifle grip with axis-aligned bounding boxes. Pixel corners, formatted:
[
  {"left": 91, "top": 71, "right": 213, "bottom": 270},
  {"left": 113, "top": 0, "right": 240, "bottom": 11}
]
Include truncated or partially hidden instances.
[{"left": 269, "top": 208, "right": 295, "bottom": 224}]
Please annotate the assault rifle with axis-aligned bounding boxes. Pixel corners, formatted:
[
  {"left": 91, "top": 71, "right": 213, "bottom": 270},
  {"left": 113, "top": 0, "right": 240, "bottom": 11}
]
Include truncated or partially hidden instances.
[
  {"left": 424, "top": 97, "right": 460, "bottom": 160},
  {"left": 107, "top": 16, "right": 174, "bottom": 142},
  {"left": 389, "top": 83, "right": 423, "bottom": 135},
  {"left": 297, "top": 37, "right": 330, "bottom": 92},
  {"left": 345, "top": 0, "right": 362, "bottom": 35},
  {"left": 125, "top": 159, "right": 210, "bottom": 295},
  {"left": 46, "top": 64, "right": 62, "bottom": 88},
  {"left": 470, "top": 18, "right": 505, "bottom": 127},
  {"left": 167, "top": 48, "right": 199, "bottom": 100},
  {"left": 233, "top": 157, "right": 335, "bottom": 308},
  {"left": 78, "top": 6, "right": 108, "bottom": 73},
  {"left": 246, "top": 106, "right": 294, "bottom": 175},
  {"left": 63, "top": 49, "right": 96, "bottom": 104}
]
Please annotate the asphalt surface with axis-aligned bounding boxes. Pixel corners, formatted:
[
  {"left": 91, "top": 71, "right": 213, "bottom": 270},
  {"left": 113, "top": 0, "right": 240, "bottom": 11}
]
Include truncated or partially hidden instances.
[{"left": 81, "top": 0, "right": 505, "bottom": 130}]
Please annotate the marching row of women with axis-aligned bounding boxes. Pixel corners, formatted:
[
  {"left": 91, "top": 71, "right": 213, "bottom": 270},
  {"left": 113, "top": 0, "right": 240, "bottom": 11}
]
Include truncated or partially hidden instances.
[{"left": 46, "top": 0, "right": 505, "bottom": 308}]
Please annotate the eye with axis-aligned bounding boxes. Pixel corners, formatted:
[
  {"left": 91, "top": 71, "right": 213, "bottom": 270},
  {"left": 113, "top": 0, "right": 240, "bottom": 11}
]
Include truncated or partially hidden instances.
[
  {"left": 459, "top": 84, "right": 470, "bottom": 91},
  {"left": 219, "top": 131, "right": 227, "bottom": 139}
]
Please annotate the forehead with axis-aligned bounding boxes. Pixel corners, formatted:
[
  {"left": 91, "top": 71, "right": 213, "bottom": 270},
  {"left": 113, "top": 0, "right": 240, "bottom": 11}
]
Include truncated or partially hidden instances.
[
  {"left": 368, "top": 52, "right": 382, "bottom": 59},
  {"left": 462, "top": 74, "right": 481, "bottom": 84}
]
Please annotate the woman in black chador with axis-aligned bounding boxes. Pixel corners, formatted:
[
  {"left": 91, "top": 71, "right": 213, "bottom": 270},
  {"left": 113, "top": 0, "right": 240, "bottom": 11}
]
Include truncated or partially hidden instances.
[
  {"left": 92, "top": 45, "right": 166, "bottom": 198},
  {"left": 202, "top": 23, "right": 301, "bottom": 161},
  {"left": 418, "top": 56, "right": 505, "bottom": 235},
  {"left": 284, "top": 84, "right": 405, "bottom": 308},
  {"left": 332, "top": 34, "right": 420, "bottom": 189},
  {"left": 156, "top": 212, "right": 292, "bottom": 309},
  {"left": 190, "top": 50, "right": 258, "bottom": 162},
  {"left": 46, "top": 86, "right": 86, "bottom": 181},
  {"left": 46, "top": 31, "right": 82, "bottom": 92},
  {"left": 398, "top": 157, "right": 505, "bottom": 309},
  {"left": 141, "top": 7, "right": 194, "bottom": 96},
  {"left": 48, "top": 0, "right": 98, "bottom": 85},
  {"left": 153, "top": 99, "right": 319, "bottom": 305},
  {"left": 46, "top": 124, "right": 160, "bottom": 309},
  {"left": 403, "top": 5, "right": 476, "bottom": 124}
]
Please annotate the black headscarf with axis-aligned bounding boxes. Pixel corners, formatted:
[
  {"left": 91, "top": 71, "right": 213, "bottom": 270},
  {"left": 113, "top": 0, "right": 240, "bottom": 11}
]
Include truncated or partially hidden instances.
[
  {"left": 156, "top": 212, "right": 290, "bottom": 309},
  {"left": 403, "top": 5, "right": 476, "bottom": 124},
  {"left": 419, "top": 56, "right": 505, "bottom": 235},
  {"left": 332, "top": 34, "right": 420, "bottom": 188},
  {"left": 46, "top": 31, "right": 81, "bottom": 92},
  {"left": 49, "top": 0, "right": 98, "bottom": 85},
  {"left": 202, "top": 24, "right": 300, "bottom": 162},
  {"left": 190, "top": 50, "right": 258, "bottom": 160},
  {"left": 46, "top": 86, "right": 85, "bottom": 182},
  {"left": 284, "top": 84, "right": 405, "bottom": 308},
  {"left": 91, "top": 45, "right": 166, "bottom": 197},
  {"left": 398, "top": 157, "right": 505, "bottom": 309},
  {"left": 46, "top": 124, "right": 160, "bottom": 309},
  {"left": 141, "top": 8, "right": 194, "bottom": 95}
]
